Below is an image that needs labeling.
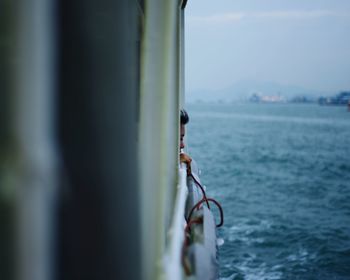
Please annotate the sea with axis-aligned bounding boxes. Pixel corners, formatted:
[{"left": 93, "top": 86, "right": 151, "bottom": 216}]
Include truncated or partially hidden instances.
[{"left": 185, "top": 102, "right": 350, "bottom": 280}]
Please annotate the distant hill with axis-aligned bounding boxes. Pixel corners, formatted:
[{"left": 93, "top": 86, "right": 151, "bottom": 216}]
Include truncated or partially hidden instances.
[{"left": 186, "top": 79, "right": 332, "bottom": 103}]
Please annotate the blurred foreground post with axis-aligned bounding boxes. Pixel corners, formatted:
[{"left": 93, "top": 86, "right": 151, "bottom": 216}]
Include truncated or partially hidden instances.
[
  {"left": 57, "top": 0, "right": 141, "bottom": 280},
  {"left": 9, "top": 0, "right": 141, "bottom": 280},
  {"left": 15, "top": 0, "right": 57, "bottom": 280}
]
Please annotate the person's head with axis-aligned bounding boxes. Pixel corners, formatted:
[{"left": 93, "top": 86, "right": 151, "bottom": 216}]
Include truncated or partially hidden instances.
[{"left": 180, "top": 109, "right": 189, "bottom": 150}]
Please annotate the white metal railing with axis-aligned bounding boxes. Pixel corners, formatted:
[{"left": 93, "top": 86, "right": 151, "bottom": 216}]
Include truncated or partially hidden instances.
[
  {"left": 139, "top": 1, "right": 181, "bottom": 279},
  {"left": 164, "top": 163, "right": 188, "bottom": 280}
]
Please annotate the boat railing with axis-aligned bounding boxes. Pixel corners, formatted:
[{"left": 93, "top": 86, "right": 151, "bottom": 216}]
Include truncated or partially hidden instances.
[
  {"left": 164, "top": 163, "right": 219, "bottom": 280},
  {"left": 164, "top": 163, "right": 188, "bottom": 279}
]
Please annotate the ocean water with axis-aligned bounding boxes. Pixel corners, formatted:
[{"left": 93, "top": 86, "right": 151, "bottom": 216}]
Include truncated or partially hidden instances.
[{"left": 186, "top": 103, "right": 350, "bottom": 280}]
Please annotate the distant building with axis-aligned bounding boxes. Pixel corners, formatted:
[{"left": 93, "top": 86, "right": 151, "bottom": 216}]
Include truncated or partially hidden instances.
[
  {"left": 249, "top": 93, "right": 261, "bottom": 103},
  {"left": 319, "top": 91, "right": 350, "bottom": 105},
  {"left": 290, "top": 96, "right": 314, "bottom": 103},
  {"left": 260, "top": 95, "right": 285, "bottom": 103},
  {"left": 249, "top": 92, "right": 285, "bottom": 103}
]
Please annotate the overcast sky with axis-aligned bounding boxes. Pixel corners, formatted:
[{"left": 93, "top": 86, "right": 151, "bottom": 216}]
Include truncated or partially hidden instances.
[{"left": 185, "top": 0, "right": 350, "bottom": 94}]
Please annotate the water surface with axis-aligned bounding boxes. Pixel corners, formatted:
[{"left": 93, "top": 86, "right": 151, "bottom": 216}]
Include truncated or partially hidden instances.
[{"left": 186, "top": 103, "right": 350, "bottom": 280}]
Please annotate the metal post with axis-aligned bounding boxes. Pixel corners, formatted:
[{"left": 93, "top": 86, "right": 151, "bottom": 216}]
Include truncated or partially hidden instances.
[
  {"left": 15, "top": 0, "right": 57, "bottom": 280},
  {"left": 57, "top": 1, "right": 141, "bottom": 280}
]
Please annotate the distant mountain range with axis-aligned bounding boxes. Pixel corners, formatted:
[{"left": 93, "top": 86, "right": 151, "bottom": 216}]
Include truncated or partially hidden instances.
[{"left": 186, "top": 79, "right": 333, "bottom": 103}]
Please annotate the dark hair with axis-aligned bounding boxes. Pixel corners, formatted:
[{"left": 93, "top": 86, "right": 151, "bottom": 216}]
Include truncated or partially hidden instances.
[{"left": 180, "top": 109, "right": 189, "bottom": 125}]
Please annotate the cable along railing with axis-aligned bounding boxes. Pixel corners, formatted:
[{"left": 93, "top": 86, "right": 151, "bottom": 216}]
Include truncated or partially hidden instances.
[{"left": 165, "top": 162, "right": 224, "bottom": 280}]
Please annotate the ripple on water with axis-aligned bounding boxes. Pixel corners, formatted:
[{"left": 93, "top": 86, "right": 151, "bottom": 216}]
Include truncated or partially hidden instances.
[{"left": 188, "top": 103, "right": 350, "bottom": 279}]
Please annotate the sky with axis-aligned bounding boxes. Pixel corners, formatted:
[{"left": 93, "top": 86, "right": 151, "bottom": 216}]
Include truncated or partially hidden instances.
[{"left": 185, "top": 0, "right": 350, "bottom": 95}]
